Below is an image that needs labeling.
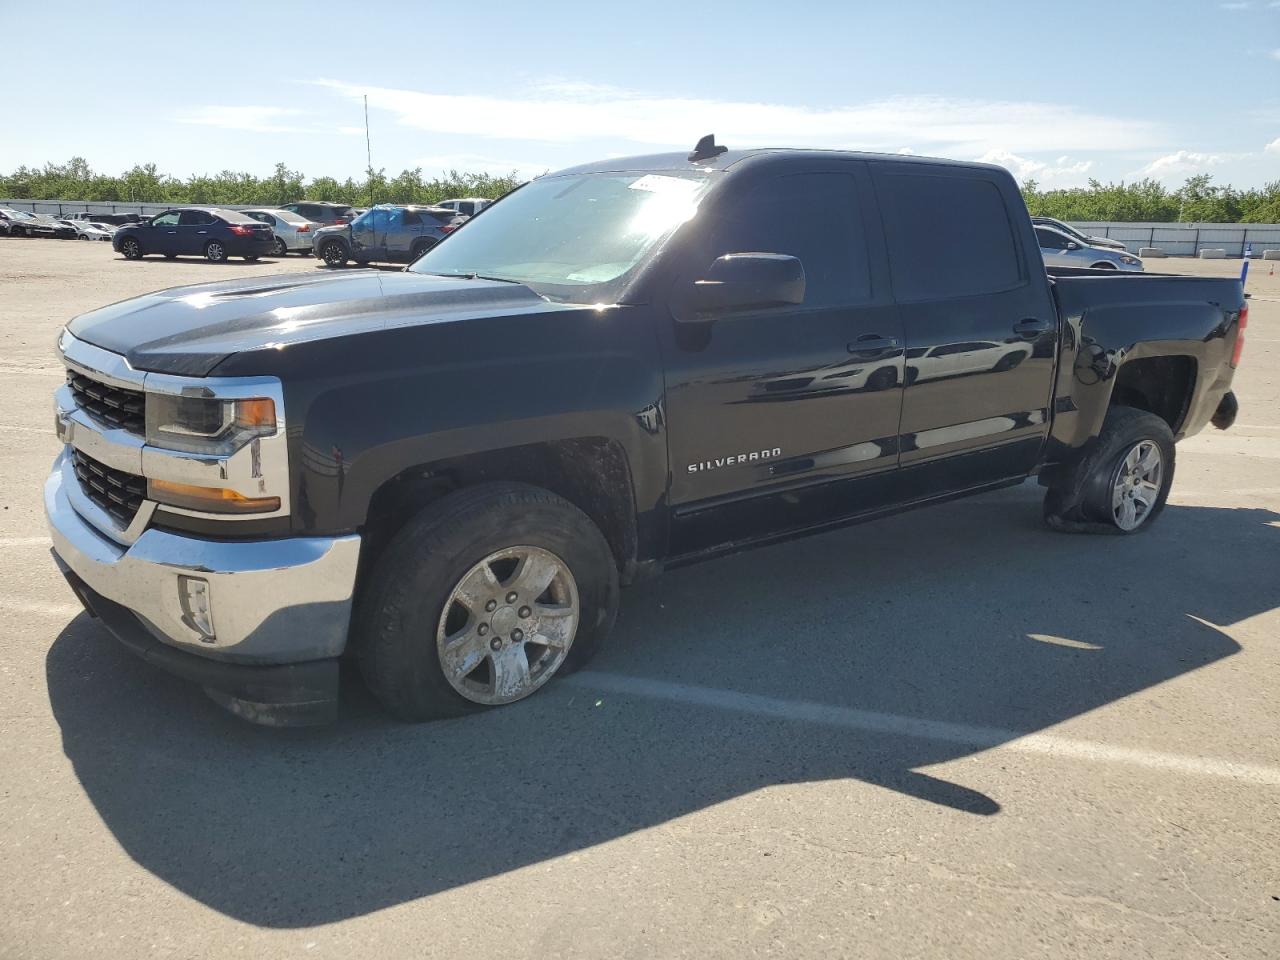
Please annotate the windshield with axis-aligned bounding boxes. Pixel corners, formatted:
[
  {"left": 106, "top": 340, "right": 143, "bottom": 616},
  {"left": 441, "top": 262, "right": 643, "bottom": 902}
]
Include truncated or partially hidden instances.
[{"left": 409, "top": 171, "right": 713, "bottom": 303}]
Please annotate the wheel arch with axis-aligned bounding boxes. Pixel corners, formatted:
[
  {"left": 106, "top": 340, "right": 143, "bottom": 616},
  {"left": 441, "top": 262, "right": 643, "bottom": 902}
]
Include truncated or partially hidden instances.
[{"left": 359, "top": 438, "right": 640, "bottom": 584}]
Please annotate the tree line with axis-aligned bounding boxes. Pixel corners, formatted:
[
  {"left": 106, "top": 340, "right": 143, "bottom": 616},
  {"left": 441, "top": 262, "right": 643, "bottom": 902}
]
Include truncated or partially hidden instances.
[
  {"left": 1021, "top": 174, "right": 1280, "bottom": 224},
  {"left": 3, "top": 158, "right": 1279, "bottom": 223},
  {"left": 0, "top": 158, "right": 525, "bottom": 208}
]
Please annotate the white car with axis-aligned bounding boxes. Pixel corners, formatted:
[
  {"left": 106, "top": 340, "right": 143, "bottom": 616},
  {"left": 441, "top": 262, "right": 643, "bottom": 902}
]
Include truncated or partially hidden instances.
[
  {"left": 242, "top": 208, "right": 317, "bottom": 256},
  {"left": 434, "top": 197, "right": 490, "bottom": 217},
  {"left": 905, "top": 340, "right": 1033, "bottom": 384},
  {"left": 56, "top": 219, "right": 112, "bottom": 242},
  {"left": 88, "top": 221, "right": 118, "bottom": 238}
]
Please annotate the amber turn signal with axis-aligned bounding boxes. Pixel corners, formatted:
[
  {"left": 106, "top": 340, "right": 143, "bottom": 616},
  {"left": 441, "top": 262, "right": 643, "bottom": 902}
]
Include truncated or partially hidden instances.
[{"left": 149, "top": 479, "right": 280, "bottom": 514}]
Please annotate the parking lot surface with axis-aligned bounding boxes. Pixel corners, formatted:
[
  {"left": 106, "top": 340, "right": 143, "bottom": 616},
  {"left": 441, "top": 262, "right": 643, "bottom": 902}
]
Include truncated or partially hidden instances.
[{"left": 1, "top": 239, "right": 1277, "bottom": 959}]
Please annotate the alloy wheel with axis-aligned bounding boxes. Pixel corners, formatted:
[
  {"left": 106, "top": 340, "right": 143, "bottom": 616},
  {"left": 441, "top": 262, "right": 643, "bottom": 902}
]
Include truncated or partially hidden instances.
[
  {"left": 1110, "top": 440, "right": 1163, "bottom": 531},
  {"left": 436, "top": 546, "right": 579, "bottom": 705}
]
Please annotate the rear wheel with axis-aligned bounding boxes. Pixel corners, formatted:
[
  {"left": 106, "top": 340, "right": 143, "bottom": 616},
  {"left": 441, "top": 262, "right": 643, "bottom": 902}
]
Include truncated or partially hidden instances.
[
  {"left": 320, "top": 239, "right": 349, "bottom": 267},
  {"left": 409, "top": 238, "right": 435, "bottom": 261},
  {"left": 272, "top": 236, "right": 288, "bottom": 256},
  {"left": 204, "top": 240, "right": 227, "bottom": 263},
  {"left": 120, "top": 238, "right": 142, "bottom": 260},
  {"left": 356, "top": 482, "right": 619, "bottom": 722},
  {"left": 1043, "top": 406, "right": 1175, "bottom": 534}
]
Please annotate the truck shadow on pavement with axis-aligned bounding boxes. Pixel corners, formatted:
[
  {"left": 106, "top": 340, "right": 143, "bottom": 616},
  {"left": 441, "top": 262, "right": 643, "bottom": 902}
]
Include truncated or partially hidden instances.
[{"left": 46, "top": 486, "right": 1279, "bottom": 928}]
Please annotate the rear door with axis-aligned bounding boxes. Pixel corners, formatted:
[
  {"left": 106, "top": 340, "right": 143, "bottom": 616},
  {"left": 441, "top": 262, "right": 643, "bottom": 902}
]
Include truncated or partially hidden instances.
[
  {"left": 872, "top": 163, "right": 1058, "bottom": 487},
  {"left": 177, "top": 210, "right": 215, "bottom": 254},
  {"left": 660, "top": 162, "right": 906, "bottom": 554}
]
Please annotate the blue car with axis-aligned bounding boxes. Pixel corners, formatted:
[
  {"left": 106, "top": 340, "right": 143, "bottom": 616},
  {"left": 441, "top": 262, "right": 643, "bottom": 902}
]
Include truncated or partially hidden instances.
[{"left": 113, "top": 208, "right": 275, "bottom": 263}]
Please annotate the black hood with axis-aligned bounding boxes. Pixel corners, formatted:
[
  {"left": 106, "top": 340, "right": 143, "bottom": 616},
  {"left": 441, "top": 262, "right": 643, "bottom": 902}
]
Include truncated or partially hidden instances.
[{"left": 67, "top": 270, "right": 572, "bottom": 376}]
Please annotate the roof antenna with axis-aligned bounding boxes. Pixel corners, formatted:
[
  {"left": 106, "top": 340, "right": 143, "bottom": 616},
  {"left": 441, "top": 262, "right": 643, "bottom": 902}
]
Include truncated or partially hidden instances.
[{"left": 688, "top": 134, "right": 728, "bottom": 163}]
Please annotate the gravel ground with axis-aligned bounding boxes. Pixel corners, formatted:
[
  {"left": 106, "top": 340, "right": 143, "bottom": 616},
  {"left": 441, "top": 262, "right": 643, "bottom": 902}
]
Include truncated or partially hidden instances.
[{"left": 1, "top": 238, "right": 1277, "bottom": 959}]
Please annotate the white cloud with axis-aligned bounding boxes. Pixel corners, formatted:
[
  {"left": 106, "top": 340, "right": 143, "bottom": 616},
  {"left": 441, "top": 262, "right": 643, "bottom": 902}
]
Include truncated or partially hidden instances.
[
  {"left": 176, "top": 106, "right": 311, "bottom": 133},
  {"left": 1272, "top": 48, "right": 1280, "bottom": 60},
  {"left": 310, "top": 79, "right": 1163, "bottom": 157},
  {"left": 977, "top": 149, "right": 1094, "bottom": 184},
  {"left": 1138, "top": 150, "right": 1229, "bottom": 176},
  {"left": 1265, "top": 137, "right": 1280, "bottom": 155}
]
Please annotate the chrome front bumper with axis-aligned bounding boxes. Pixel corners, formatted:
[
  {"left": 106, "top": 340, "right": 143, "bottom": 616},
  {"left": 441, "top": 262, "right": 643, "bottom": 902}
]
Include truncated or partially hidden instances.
[{"left": 46, "top": 450, "right": 361, "bottom": 665}]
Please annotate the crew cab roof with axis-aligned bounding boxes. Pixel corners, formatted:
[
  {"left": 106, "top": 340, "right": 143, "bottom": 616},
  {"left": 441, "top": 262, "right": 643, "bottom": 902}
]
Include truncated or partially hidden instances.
[{"left": 552, "top": 147, "right": 1009, "bottom": 179}]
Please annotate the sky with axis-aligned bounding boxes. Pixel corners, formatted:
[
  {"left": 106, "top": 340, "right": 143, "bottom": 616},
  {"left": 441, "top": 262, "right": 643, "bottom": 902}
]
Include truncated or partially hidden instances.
[{"left": 3, "top": 0, "right": 1279, "bottom": 190}]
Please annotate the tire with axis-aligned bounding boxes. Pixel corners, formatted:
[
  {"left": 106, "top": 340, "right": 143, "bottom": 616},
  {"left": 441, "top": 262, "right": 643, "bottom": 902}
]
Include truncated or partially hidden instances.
[
  {"left": 272, "top": 236, "right": 287, "bottom": 256},
  {"left": 12, "top": 226, "right": 26, "bottom": 238},
  {"left": 243, "top": 254, "right": 260, "bottom": 261},
  {"left": 120, "top": 238, "right": 142, "bottom": 260},
  {"left": 1090, "top": 261, "right": 1117, "bottom": 270},
  {"left": 409, "top": 238, "right": 435, "bottom": 261},
  {"left": 356, "top": 482, "right": 620, "bottom": 722},
  {"left": 1043, "top": 406, "right": 1175, "bottom": 535},
  {"left": 320, "top": 239, "right": 349, "bottom": 267},
  {"left": 204, "top": 240, "right": 227, "bottom": 263},
  {"left": 992, "top": 351, "right": 1025, "bottom": 372},
  {"left": 865, "top": 366, "right": 898, "bottom": 391},
  {"left": 163, "top": 253, "right": 177, "bottom": 259}
]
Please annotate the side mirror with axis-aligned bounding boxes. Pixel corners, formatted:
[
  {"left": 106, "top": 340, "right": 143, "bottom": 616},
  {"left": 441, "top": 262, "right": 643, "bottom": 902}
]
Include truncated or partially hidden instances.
[
  {"left": 1066, "top": 241, "right": 1079, "bottom": 250},
  {"left": 687, "top": 253, "right": 805, "bottom": 319}
]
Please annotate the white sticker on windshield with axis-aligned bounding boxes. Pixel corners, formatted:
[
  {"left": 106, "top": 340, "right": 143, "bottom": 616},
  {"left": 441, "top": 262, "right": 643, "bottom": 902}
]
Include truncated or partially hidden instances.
[{"left": 628, "top": 174, "right": 701, "bottom": 195}]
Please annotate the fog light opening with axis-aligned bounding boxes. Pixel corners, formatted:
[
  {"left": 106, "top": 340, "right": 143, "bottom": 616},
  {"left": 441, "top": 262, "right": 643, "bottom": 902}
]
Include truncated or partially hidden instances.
[{"left": 179, "top": 575, "right": 216, "bottom": 642}]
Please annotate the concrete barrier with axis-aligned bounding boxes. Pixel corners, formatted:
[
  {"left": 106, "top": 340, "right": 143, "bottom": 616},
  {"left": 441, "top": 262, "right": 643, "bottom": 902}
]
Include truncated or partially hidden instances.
[
  {"left": 1199, "top": 249, "right": 1227, "bottom": 259},
  {"left": 1138, "top": 247, "right": 1165, "bottom": 258},
  {"left": 1264, "top": 249, "right": 1280, "bottom": 261}
]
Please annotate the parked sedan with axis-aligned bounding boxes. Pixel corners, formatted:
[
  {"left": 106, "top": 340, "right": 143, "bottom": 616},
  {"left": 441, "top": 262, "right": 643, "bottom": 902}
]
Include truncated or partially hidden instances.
[
  {"left": 0, "top": 209, "right": 59, "bottom": 238},
  {"left": 113, "top": 208, "right": 275, "bottom": 262},
  {"left": 242, "top": 208, "right": 316, "bottom": 255},
  {"left": 1031, "top": 216, "right": 1127, "bottom": 252},
  {"left": 35, "top": 216, "right": 80, "bottom": 240},
  {"left": 55, "top": 219, "right": 112, "bottom": 242},
  {"left": 1035, "top": 226, "right": 1144, "bottom": 271},
  {"left": 312, "top": 204, "right": 462, "bottom": 267}
]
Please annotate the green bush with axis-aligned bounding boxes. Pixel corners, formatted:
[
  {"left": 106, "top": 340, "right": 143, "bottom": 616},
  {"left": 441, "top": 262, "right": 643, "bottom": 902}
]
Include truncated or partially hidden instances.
[
  {"left": 0, "top": 157, "right": 526, "bottom": 207},
  {"left": 1021, "top": 175, "right": 1280, "bottom": 224}
]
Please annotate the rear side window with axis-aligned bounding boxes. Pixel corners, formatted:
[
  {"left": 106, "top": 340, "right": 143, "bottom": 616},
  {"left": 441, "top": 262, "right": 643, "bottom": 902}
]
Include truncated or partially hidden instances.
[
  {"left": 179, "top": 210, "right": 215, "bottom": 226},
  {"left": 704, "top": 172, "right": 872, "bottom": 307},
  {"left": 877, "top": 172, "right": 1022, "bottom": 301}
]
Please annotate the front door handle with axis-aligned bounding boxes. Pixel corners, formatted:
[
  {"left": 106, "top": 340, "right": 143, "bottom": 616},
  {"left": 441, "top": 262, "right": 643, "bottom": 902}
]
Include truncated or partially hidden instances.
[
  {"left": 197, "top": 230, "right": 208, "bottom": 235},
  {"left": 848, "top": 334, "right": 900, "bottom": 357},
  {"left": 1013, "top": 318, "right": 1051, "bottom": 339}
]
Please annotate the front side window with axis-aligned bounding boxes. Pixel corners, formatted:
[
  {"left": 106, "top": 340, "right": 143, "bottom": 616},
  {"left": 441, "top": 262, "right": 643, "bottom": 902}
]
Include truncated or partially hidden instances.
[
  {"left": 410, "top": 171, "right": 713, "bottom": 303},
  {"left": 1035, "top": 227, "right": 1069, "bottom": 250},
  {"left": 878, "top": 171, "right": 1022, "bottom": 301},
  {"left": 701, "top": 172, "right": 872, "bottom": 308},
  {"left": 152, "top": 211, "right": 179, "bottom": 226}
]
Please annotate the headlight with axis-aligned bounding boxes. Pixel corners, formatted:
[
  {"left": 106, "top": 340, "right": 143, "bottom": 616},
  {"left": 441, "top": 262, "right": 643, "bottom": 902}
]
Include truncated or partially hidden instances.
[
  {"left": 146, "top": 393, "right": 276, "bottom": 454},
  {"left": 1119, "top": 255, "right": 1139, "bottom": 265}
]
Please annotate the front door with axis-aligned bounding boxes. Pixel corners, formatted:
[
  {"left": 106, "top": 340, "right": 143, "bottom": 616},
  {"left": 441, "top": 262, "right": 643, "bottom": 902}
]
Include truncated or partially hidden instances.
[
  {"left": 149, "top": 210, "right": 181, "bottom": 255},
  {"left": 660, "top": 164, "right": 905, "bottom": 555},
  {"left": 872, "top": 163, "right": 1058, "bottom": 487},
  {"left": 350, "top": 208, "right": 383, "bottom": 261}
]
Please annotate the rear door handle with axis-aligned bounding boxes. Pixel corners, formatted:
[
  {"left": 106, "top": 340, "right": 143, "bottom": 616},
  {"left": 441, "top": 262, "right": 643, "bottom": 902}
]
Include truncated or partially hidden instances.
[
  {"left": 1013, "top": 318, "right": 1051, "bottom": 339},
  {"left": 848, "top": 335, "right": 900, "bottom": 356}
]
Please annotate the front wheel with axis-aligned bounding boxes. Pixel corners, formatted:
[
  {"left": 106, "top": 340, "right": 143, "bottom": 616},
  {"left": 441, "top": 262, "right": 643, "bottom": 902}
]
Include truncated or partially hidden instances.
[
  {"left": 356, "top": 483, "right": 619, "bottom": 722},
  {"left": 320, "top": 240, "right": 349, "bottom": 267},
  {"left": 120, "top": 238, "right": 142, "bottom": 260},
  {"left": 1043, "top": 406, "right": 1175, "bottom": 534},
  {"left": 204, "top": 240, "right": 227, "bottom": 263},
  {"left": 1090, "top": 261, "right": 1117, "bottom": 270}
]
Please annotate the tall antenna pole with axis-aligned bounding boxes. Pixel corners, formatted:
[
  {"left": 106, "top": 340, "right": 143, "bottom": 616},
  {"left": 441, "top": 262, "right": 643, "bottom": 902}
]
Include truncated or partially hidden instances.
[{"left": 364, "top": 94, "right": 373, "bottom": 206}]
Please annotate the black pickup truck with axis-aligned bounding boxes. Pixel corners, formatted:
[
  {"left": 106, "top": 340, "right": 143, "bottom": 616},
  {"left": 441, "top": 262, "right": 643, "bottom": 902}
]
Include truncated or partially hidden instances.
[{"left": 45, "top": 138, "right": 1245, "bottom": 725}]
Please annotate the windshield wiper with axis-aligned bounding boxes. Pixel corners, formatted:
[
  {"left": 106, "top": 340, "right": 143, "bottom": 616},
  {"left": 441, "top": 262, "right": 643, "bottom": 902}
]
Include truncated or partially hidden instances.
[{"left": 418, "top": 271, "right": 521, "bottom": 284}]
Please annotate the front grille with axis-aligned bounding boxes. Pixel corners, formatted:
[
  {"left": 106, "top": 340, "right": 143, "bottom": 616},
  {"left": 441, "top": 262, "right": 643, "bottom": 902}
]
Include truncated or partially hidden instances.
[
  {"left": 67, "top": 369, "right": 145, "bottom": 434},
  {"left": 71, "top": 449, "right": 146, "bottom": 527}
]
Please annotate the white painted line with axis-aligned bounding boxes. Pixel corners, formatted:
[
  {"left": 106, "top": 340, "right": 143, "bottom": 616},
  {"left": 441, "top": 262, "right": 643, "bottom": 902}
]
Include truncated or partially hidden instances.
[
  {"left": 0, "top": 599, "right": 83, "bottom": 618},
  {"left": 567, "top": 672, "right": 1280, "bottom": 786},
  {"left": 0, "top": 536, "right": 52, "bottom": 547}
]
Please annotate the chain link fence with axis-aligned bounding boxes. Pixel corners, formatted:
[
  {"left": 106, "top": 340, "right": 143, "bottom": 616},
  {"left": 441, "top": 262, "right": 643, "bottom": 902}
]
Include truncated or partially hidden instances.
[{"left": 1069, "top": 222, "right": 1280, "bottom": 257}]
